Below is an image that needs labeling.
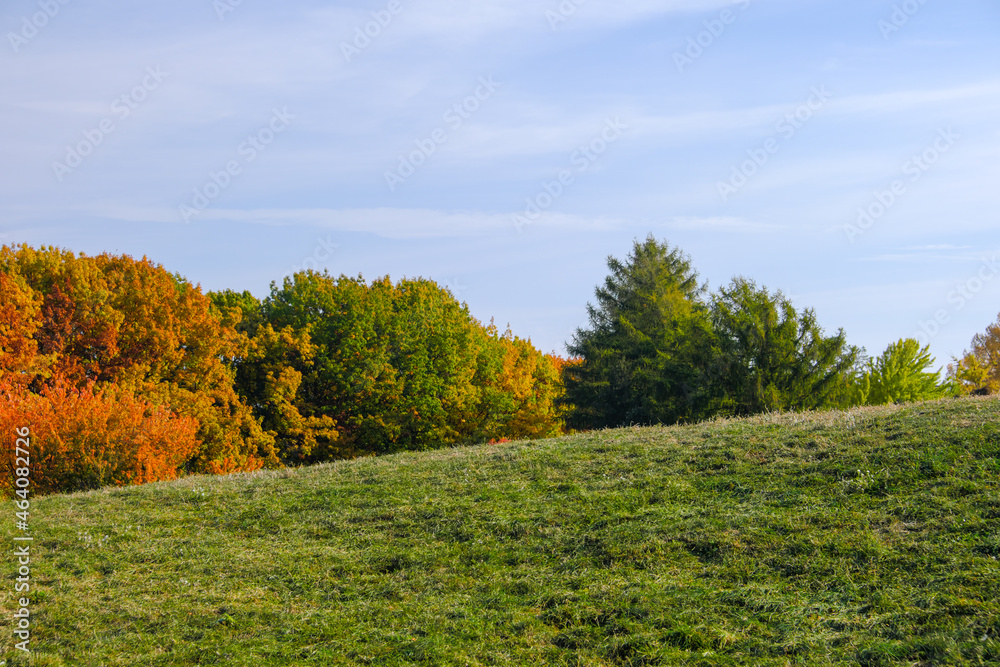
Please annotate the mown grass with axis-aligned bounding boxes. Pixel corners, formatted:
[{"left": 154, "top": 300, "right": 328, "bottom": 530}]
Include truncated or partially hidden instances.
[{"left": 2, "top": 396, "right": 1000, "bottom": 665}]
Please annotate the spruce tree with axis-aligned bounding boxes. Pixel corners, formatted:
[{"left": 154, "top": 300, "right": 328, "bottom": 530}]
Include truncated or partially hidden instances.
[
  {"left": 563, "top": 236, "right": 717, "bottom": 428},
  {"left": 710, "top": 277, "right": 857, "bottom": 415}
]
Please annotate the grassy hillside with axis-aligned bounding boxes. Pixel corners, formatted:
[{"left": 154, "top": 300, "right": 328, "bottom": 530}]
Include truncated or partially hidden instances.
[{"left": 3, "top": 397, "right": 1000, "bottom": 666}]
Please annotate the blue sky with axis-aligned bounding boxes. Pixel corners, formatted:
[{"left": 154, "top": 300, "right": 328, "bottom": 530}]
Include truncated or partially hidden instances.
[{"left": 2, "top": 0, "right": 999, "bottom": 368}]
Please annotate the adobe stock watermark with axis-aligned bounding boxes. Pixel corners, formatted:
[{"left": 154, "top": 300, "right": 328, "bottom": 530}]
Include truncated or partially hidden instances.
[
  {"left": 878, "top": 0, "right": 930, "bottom": 40},
  {"left": 290, "top": 236, "right": 339, "bottom": 275},
  {"left": 384, "top": 76, "right": 501, "bottom": 192},
  {"left": 442, "top": 276, "right": 469, "bottom": 302},
  {"left": 512, "top": 117, "right": 628, "bottom": 233},
  {"left": 914, "top": 253, "right": 1000, "bottom": 345},
  {"left": 51, "top": 65, "right": 169, "bottom": 183},
  {"left": 674, "top": 0, "right": 752, "bottom": 73},
  {"left": 12, "top": 426, "right": 33, "bottom": 655},
  {"left": 843, "top": 126, "right": 958, "bottom": 244},
  {"left": 717, "top": 85, "right": 832, "bottom": 202},
  {"left": 7, "top": 0, "right": 71, "bottom": 53},
  {"left": 179, "top": 108, "right": 294, "bottom": 222},
  {"left": 341, "top": 0, "right": 403, "bottom": 62},
  {"left": 546, "top": 0, "right": 586, "bottom": 30},
  {"left": 214, "top": 0, "right": 243, "bottom": 21}
]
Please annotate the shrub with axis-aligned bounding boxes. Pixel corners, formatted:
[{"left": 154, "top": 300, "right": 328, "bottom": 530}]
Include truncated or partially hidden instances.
[{"left": 0, "top": 378, "right": 201, "bottom": 497}]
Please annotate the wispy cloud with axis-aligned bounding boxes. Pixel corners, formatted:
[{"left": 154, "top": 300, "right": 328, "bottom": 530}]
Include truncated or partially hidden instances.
[
  {"left": 902, "top": 244, "right": 973, "bottom": 251},
  {"left": 61, "top": 203, "right": 629, "bottom": 239},
  {"left": 856, "top": 251, "right": 990, "bottom": 263},
  {"left": 666, "top": 216, "right": 785, "bottom": 234},
  {"left": 628, "top": 80, "right": 1000, "bottom": 145},
  {"left": 310, "top": 0, "right": 742, "bottom": 43}
]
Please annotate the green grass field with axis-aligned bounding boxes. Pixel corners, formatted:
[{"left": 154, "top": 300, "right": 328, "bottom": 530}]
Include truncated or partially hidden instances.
[{"left": 3, "top": 397, "right": 1000, "bottom": 666}]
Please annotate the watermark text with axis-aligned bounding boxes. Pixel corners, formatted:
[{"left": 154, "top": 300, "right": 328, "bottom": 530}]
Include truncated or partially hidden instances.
[
  {"left": 385, "top": 76, "right": 501, "bottom": 191},
  {"left": 52, "top": 66, "right": 168, "bottom": 182},
  {"left": 674, "top": 0, "right": 752, "bottom": 73},
  {"left": 179, "top": 108, "right": 294, "bottom": 222},
  {"left": 717, "top": 85, "right": 832, "bottom": 202},
  {"left": 341, "top": 0, "right": 403, "bottom": 62},
  {"left": 513, "top": 117, "right": 627, "bottom": 233},
  {"left": 7, "top": 0, "right": 71, "bottom": 53},
  {"left": 12, "top": 426, "right": 33, "bottom": 654},
  {"left": 844, "top": 126, "right": 958, "bottom": 244}
]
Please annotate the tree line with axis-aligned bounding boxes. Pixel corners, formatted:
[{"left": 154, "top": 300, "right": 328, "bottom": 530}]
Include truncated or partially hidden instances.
[
  {"left": 562, "top": 235, "right": 993, "bottom": 429},
  {"left": 0, "top": 245, "right": 562, "bottom": 495},
  {"left": 1, "top": 239, "right": 997, "bottom": 495}
]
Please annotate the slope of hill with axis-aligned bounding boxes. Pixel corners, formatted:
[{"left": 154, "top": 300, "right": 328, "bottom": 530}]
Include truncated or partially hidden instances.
[{"left": 3, "top": 397, "right": 1000, "bottom": 666}]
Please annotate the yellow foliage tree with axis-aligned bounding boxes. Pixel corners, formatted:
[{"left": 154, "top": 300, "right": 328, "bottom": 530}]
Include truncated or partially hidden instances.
[{"left": 948, "top": 313, "right": 1000, "bottom": 395}]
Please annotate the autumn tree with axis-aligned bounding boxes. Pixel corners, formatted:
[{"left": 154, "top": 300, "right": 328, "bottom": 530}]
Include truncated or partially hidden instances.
[
  {"left": 948, "top": 313, "right": 1000, "bottom": 395},
  {"left": 0, "top": 379, "right": 201, "bottom": 496},
  {"left": 471, "top": 322, "right": 565, "bottom": 442},
  {"left": 2, "top": 244, "right": 565, "bottom": 490},
  {"left": 0, "top": 245, "right": 278, "bottom": 474},
  {"left": 0, "top": 271, "right": 42, "bottom": 383},
  {"left": 210, "top": 289, "right": 341, "bottom": 464}
]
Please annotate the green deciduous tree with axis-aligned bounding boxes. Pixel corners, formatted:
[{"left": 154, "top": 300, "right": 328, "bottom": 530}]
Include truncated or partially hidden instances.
[
  {"left": 262, "top": 272, "right": 480, "bottom": 456},
  {"left": 209, "top": 289, "right": 342, "bottom": 464},
  {"left": 242, "top": 271, "right": 565, "bottom": 461},
  {"left": 856, "top": 338, "right": 947, "bottom": 405}
]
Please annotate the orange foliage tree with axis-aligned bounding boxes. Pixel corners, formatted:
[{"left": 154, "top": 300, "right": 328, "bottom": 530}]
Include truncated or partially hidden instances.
[
  {"left": 0, "top": 245, "right": 278, "bottom": 477},
  {"left": 473, "top": 322, "right": 566, "bottom": 441},
  {"left": 0, "top": 379, "right": 201, "bottom": 497}
]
